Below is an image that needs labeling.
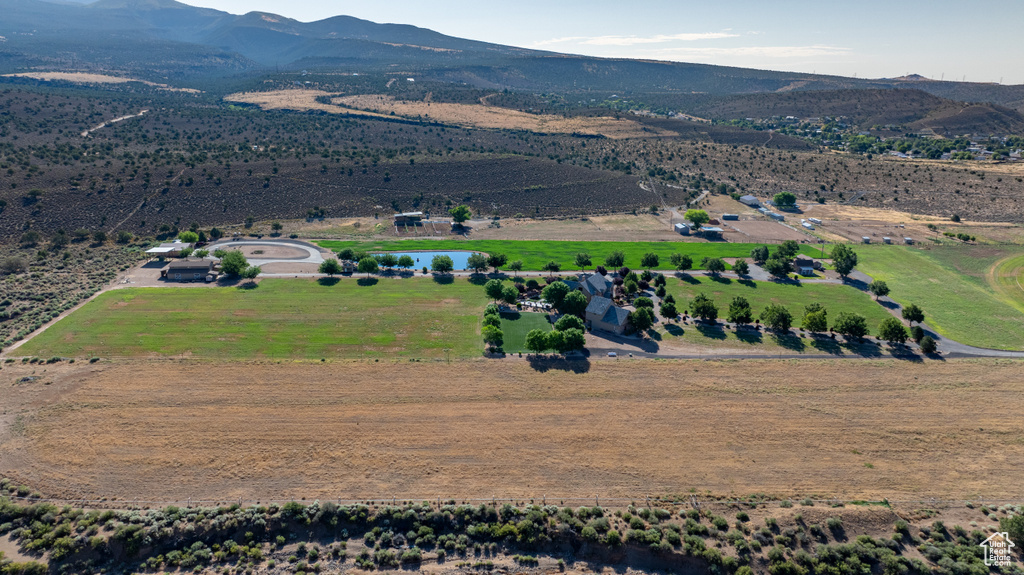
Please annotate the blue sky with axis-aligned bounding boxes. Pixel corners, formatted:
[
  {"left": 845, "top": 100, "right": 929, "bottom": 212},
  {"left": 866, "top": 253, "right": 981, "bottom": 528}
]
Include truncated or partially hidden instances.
[{"left": 180, "top": 0, "right": 1024, "bottom": 84}]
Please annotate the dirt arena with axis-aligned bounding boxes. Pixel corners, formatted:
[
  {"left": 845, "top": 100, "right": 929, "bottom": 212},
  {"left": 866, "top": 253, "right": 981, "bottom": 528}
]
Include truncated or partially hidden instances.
[{"left": 2, "top": 358, "right": 1022, "bottom": 503}]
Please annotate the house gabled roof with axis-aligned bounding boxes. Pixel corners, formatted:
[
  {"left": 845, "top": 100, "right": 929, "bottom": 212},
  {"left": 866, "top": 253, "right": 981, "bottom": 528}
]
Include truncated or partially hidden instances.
[
  {"left": 585, "top": 295, "right": 613, "bottom": 317},
  {"left": 602, "top": 304, "right": 630, "bottom": 327},
  {"left": 586, "top": 296, "right": 629, "bottom": 327},
  {"left": 582, "top": 273, "right": 612, "bottom": 295}
]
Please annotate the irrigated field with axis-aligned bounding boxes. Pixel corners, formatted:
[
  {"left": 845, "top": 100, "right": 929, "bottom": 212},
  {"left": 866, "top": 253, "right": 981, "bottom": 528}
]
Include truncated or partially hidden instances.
[
  {"left": 858, "top": 245, "right": 1024, "bottom": 350},
  {"left": 16, "top": 278, "right": 488, "bottom": 360},
  {"left": 315, "top": 239, "right": 822, "bottom": 271},
  {"left": 498, "top": 311, "right": 552, "bottom": 353},
  {"left": 2, "top": 359, "right": 1022, "bottom": 501}
]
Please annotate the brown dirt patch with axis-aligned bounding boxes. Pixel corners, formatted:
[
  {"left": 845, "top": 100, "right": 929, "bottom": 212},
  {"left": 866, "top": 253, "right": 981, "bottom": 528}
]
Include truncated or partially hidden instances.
[
  {"left": 233, "top": 245, "right": 308, "bottom": 259},
  {"left": 1, "top": 358, "right": 1022, "bottom": 502},
  {"left": 726, "top": 220, "right": 810, "bottom": 243},
  {"left": 3, "top": 72, "right": 200, "bottom": 92}
]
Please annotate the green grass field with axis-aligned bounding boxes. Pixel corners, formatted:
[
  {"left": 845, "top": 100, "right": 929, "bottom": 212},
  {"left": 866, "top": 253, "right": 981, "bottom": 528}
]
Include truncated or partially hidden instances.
[
  {"left": 315, "top": 239, "right": 823, "bottom": 271},
  {"left": 498, "top": 311, "right": 553, "bottom": 353},
  {"left": 668, "top": 275, "right": 894, "bottom": 333},
  {"left": 857, "top": 245, "right": 1024, "bottom": 350},
  {"left": 18, "top": 278, "right": 488, "bottom": 360}
]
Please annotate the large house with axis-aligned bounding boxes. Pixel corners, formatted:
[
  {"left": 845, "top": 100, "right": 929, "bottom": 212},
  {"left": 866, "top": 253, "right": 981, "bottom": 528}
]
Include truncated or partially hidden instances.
[
  {"left": 581, "top": 273, "right": 613, "bottom": 301},
  {"left": 793, "top": 256, "right": 816, "bottom": 276},
  {"left": 585, "top": 296, "right": 630, "bottom": 335},
  {"left": 146, "top": 239, "right": 193, "bottom": 257},
  {"left": 162, "top": 259, "right": 216, "bottom": 282}
]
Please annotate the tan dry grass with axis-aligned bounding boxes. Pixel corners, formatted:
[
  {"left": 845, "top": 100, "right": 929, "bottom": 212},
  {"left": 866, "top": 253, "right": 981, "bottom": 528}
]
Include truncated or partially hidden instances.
[
  {"left": 2, "top": 358, "right": 1022, "bottom": 501},
  {"left": 3, "top": 72, "right": 200, "bottom": 92}
]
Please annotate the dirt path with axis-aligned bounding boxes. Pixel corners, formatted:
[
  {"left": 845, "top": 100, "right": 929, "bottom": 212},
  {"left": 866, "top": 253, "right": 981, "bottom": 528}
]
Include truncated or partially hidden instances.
[{"left": 81, "top": 109, "right": 148, "bottom": 137}]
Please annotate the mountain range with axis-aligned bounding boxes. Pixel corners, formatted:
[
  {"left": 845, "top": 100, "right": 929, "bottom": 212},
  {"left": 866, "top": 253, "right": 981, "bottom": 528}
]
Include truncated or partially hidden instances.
[{"left": 2, "top": 0, "right": 1024, "bottom": 112}]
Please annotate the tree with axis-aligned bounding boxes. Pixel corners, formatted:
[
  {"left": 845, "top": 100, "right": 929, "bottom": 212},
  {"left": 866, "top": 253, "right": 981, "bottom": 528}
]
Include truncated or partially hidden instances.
[
  {"left": 773, "top": 192, "right": 797, "bottom": 208},
  {"left": 467, "top": 253, "right": 488, "bottom": 274},
  {"left": 501, "top": 285, "right": 519, "bottom": 306},
  {"left": 542, "top": 260, "right": 561, "bottom": 273},
  {"left": 604, "top": 251, "right": 626, "bottom": 268},
  {"left": 910, "top": 325, "right": 925, "bottom": 343},
  {"left": 624, "top": 279, "right": 638, "bottom": 295},
  {"left": 357, "top": 257, "right": 379, "bottom": 276},
  {"left": 378, "top": 253, "right": 399, "bottom": 270},
  {"left": 337, "top": 248, "right": 356, "bottom": 261},
  {"left": 92, "top": 230, "right": 107, "bottom": 244},
  {"left": 919, "top": 335, "right": 937, "bottom": 354},
  {"left": 702, "top": 257, "right": 726, "bottom": 275},
  {"left": 660, "top": 301, "right": 678, "bottom": 318},
  {"left": 640, "top": 253, "right": 659, "bottom": 270},
  {"left": 483, "top": 314, "right": 502, "bottom": 328},
  {"left": 541, "top": 281, "right": 570, "bottom": 308},
  {"left": 690, "top": 293, "right": 718, "bottom": 322},
  {"left": 830, "top": 244, "right": 858, "bottom": 278},
  {"left": 177, "top": 231, "right": 199, "bottom": 243},
  {"left": 20, "top": 231, "right": 40, "bottom": 247},
  {"left": 525, "top": 329, "right": 550, "bottom": 355},
  {"left": 560, "top": 291, "right": 588, "bottom": 316},
  {"left": 628, "top": 307, "right": 656, "bottom": 333},
  {"left": 508, "top": 260, "right": 523, "bottom": 276},
  {"left": 750, "top": 245, "right": 770, "bottom": 264},
  {"left": 555, "top": 315, "right": 585, "bottom": 332},
  {"left": 732, "top": 259, "right": 750, "bottom": 276},
  {"left": 116, "top": 230, "right": 133, "bottom": 244},
  {"left": 271, "top": 221, "right": 283, "bottom": 232},
  {"left": 0, "top": 256, "right": 28, "bottom": 275},
  {"left": 802, "top": 308, "right": 828, "bottom": 333},
  {"left": 72, "top": 228, "right": 91, "bottom": 242},
  {"left": 559, "top": 328, "right": 586, "bottom": 353},
  {"left": 484, "top": 279, "right": 505, "bottom": 302},
  {"left": 574, "top": 252, "right": 592, "bottom": 271},
  {"left": 777, "top": 240, "right": 799, "bottom": 258},
  {"left": 684, "top": 209, "right": 710, "bottom": 227},
  {"left": 727, "top": 296, "right": 753, "bottom": 326},
  {"left": 633, "top": 296, "right": 654, "bottom": 309},
  {"left": 397, "top": 255, "right": 415, "bottom": 270},
  {"left": 319, "top": 258, "right": 343, "bottom": 276},
  {"left": 760, "top": 304, "right": 793, "bottom": 332},
  {"left": 671, "top": 253, "right": 693, "bottom": 272},
  {"left": 240, "top": 265, "right": 261, "bottom": 283},
  {"left": 431, "top": 255, "right": 454, "bottom": 274},
  {"left": 449, "top": 204, "right": 472, "bottom": 225},
  {"left": 487, "top": 253, "right": 508, "bottom": 273},
  {"left": 833, "top": 312, "right": 869, "bottom": 340},
  {"left": 877, "top": 317, "right": 909, "bottom": 344},
  {"left": 868, "top": 280, "right": 890, "bottom": 300},
  {"left": 209, "top": 227, "right": 223, "bottom": 240},
  {"left": 762, "top": 256, "right": 790, "bottom": 278},
  {"left": 482, "top": 325, "right": 504, "bottom": 347},
  {"left": 545, "top": 330, "right": 565, "bottom": 353},
  {"left": 220, "top": 251, "right": 248, "bottom": 276},
  {"left": 902, "top": 303, "right": 924, "bottom": 325}
]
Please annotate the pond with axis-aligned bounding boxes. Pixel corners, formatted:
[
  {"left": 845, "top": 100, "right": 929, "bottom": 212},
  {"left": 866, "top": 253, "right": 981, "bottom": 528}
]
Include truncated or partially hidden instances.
[{"left": 377, "top": 251, "right": 484, "bottom": 270}]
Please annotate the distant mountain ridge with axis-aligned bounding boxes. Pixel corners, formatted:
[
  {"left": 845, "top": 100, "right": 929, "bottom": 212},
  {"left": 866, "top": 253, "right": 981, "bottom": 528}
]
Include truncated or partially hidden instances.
[{"left": 4, "top": 0, "right": 1024, "bottom": 114}]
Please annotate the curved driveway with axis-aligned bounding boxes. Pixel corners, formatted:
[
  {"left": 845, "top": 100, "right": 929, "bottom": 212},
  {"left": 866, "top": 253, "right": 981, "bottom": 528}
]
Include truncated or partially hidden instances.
[{"left": 206, "top": 239, "right": 326, "bottom": 266}]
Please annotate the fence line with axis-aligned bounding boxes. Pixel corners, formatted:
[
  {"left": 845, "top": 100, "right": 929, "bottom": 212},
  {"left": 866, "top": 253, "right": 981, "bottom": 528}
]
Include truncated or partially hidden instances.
[{"left": 3, "top": 493, "right": 1021, "bottom": 511}]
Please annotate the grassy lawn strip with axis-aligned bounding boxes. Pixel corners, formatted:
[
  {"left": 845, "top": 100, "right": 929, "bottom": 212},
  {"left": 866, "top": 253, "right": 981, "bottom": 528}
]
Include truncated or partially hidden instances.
[
  {"left": 315, "top": 239, "right": 823, "bottom": 271},
  {"left": 498, "top": 311, "right": 553, "bottom": 353},
  {"left": 18, "top": 278, "right": 488, "bottom": 360},
  {"left": 668, "top": 275, "right": 894, "bottom": 333},
  {"left": 857, "top": 246, "right": 1024, "bottom": 350}
]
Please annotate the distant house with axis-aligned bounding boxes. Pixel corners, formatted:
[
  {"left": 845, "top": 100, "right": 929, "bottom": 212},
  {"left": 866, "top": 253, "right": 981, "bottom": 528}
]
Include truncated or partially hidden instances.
[
  {"left": 146, "top": 240, "right": 193, "bottom": 257},
  {"left": 904, "top": 237, "right": 914, "bottom": 245},
  {"left": 862, "top": 236, "right": 871, "bottom": 244},
  {"left": 699, "top": 226, "right": 724, "bottom": 240},
  {"left": 581, "top": 273, "right": 613, "bottom": 301},
  {"left": 793, "top": 257, "right": 815, "bottom": 276},
  {"left": 340, "top": 260, "right": 358, "bottom": 273},
  {"left": 674, "top": 222, "right": 690, "bottom": 235},
  {"left": 585, "top": 296, "right": 630, "bottom": 335},
  {"left": 739, "top": 195, "right": 760, "bottom": 207},
  {"left": 393, "top": 212, "right": 424, "bottom": 225},
  {"left": 162, "top": 259, "right": 216, "bottom": 282}
]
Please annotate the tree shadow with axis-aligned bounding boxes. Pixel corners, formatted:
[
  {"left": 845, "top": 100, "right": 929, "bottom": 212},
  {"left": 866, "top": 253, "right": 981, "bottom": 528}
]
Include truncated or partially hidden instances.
[
  {"left": 888, "top": 345, "right": 924, "bottom": 362},
  {"left": 142, "top": 260, "right": 168, "bottom": 269},
  {"left": 735, "top": 327, "right": 763, "bottom": 345},
  {"left": 737, "top": 279, "right": 757, "bottom": 288},
  {"left": 770, "top": 332, "right": 805, "bottom": 352},
  {"left": 695, "top": 322, "right": 727, "bottom": 340},
  {"left": 877, "top": 299, "right": 900, "bottom": 310},
  {"left": 664, "top": 324, "right": 685, "bottom": 337},
  {"left": 236, "top": 281, "right": 259, "bottom": 290},
  {"left": 431, "top": 274, "right": 454, "bottom": 285},
  {"left": 466, "top": 274, "right": 489, "bottom": 286},
  {"left": 676, "top": 273, "right": 700, "bottom": 285},
  {"left": 841, "top": 339, "right": 883, "bottom": 357},
  {"left": 357, "top": 277, "right": 379, "bottom": 287},
  {"left": 317, "top": 276, "right": 341, "bottom": 286},
  {"left": 709, "top": 275, "right": 732, "bottom": 285},
  {"left": 526, "top": 356, "right": 591, "bottom": 373},
  {"left": 808, "top": 334, "right": 843, "bottom": 355}
]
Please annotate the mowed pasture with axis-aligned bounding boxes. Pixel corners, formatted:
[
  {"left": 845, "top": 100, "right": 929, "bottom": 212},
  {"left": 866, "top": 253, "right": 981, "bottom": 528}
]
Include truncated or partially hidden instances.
[
  {"left": 668, "top": 276, "right": 894, "bottom": 332},
  {"left": 316, "top": 239, "right": 822, "bottom": 271},
  {"left": 16, "top": 278, "right": 488, "bottom": 360},
  {"left": 3, "top": 359, "right": 1022, "bottom": 501},
  {"left": 858, "top": 246, "right": 1024, "bottom": 350},
  {"left": 498, "top": 311, "right": 553, "bottom": 353}
]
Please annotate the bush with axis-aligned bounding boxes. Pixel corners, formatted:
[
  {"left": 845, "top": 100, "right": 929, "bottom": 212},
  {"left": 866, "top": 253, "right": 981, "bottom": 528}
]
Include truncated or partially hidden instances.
[{"left": 919, "top": 336, "right": 937, "bottom": 354}]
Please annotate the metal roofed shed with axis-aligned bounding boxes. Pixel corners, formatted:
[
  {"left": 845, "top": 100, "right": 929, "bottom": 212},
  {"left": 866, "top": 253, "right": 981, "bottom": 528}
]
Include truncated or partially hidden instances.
[
  {"left": 722, "top": 213, "right": 739, "bottom": 220},
  {"left": 738, "top": 195, "right": 760, "bottom": 207}
]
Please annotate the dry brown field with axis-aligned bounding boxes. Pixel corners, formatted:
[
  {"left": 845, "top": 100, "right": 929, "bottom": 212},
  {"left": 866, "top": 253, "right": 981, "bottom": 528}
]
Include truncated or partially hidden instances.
[
  {"left": 726, "top": 220, "right": 809, "bottom": 243},
  {"left": 3, "top": 72, "right": 200, "bottom": 92},
  {"left": 2, "top": 358, "right": 1022, "bottom": 503}
]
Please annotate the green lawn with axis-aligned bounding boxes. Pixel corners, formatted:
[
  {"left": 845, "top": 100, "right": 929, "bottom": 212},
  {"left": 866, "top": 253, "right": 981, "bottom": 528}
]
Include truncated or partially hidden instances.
[
  {"left": 668, "top": 275, "right": 894, "bottom": 333},
  {"left": 498, "top": 311, "right": 553, "bottom": 353},
  {"left": 315, "top": 239, "right": 823, "bottom": 271},
  {"left": 19, "top": 278, "right": 488, "bottom": 360},
  {"left": 857, "top": 245, "right": 1024, "bottom": 350}
]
